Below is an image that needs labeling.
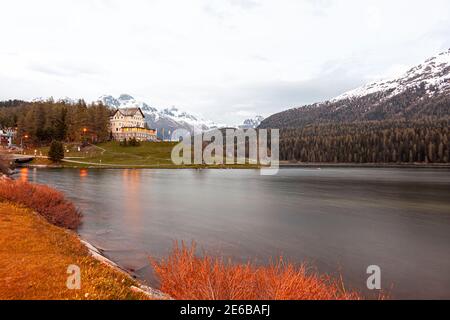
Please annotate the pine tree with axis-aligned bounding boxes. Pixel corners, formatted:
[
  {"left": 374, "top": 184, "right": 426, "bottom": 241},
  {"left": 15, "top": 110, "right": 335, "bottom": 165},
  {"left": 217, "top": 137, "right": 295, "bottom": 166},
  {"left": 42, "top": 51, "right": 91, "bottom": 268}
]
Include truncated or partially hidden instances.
[{"left": 48, "top": 141, "right": 65, "bottom": 162}]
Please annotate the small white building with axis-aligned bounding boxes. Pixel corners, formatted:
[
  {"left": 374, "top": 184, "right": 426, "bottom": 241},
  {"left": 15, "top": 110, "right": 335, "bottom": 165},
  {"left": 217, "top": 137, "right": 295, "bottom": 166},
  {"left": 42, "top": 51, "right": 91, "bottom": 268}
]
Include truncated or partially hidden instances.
[
  {"left": 0, "top": 128, "right": 15, "bottom": 147},
  {"left": 110, "top": 108, "right": 157, "bottom": 141}
]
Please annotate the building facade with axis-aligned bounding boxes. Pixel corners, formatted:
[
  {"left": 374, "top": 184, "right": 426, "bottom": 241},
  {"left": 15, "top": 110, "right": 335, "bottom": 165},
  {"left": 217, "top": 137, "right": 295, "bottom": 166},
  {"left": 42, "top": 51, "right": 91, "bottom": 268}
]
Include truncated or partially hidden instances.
[
  {"left": 110, "top": 108, "right": 157, "bottom": 141},
  {"left": 0, "top": 128, "right": 16, "bottom": 147}
]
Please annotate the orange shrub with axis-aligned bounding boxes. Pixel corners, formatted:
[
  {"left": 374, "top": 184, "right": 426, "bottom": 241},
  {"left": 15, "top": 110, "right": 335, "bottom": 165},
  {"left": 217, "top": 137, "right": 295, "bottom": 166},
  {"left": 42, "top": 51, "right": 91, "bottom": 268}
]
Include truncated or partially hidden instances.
[
  {"left": 152, "top": 242, "right": 362, "bottom": 300},
  {"left": 0, "top": 180, "right": 81, "bottom": 230}
]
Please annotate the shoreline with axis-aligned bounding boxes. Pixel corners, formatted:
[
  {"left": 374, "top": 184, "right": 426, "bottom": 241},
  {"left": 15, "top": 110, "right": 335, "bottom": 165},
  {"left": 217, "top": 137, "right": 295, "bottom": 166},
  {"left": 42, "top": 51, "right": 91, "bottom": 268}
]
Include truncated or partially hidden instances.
[
  {"left": 0, "top": 176, "right": 169, "bottom": 300},
  {"left": 0, "top": 175, "right": 167, "bottom": 299},
  {"left": 0, "top": 200, "right": 168, "bottom": 299},
  {"left": 17, "top": 162, "right": 450, "bottom": 170},
  {"left": 78, "top": 237, "right": 170, "bottom": 300},
  {"left": 279, "top": 162, "right": 450, "bottom": 169},
  {"left": 0, "top": 200, "right": 162, "bottom": 300}
]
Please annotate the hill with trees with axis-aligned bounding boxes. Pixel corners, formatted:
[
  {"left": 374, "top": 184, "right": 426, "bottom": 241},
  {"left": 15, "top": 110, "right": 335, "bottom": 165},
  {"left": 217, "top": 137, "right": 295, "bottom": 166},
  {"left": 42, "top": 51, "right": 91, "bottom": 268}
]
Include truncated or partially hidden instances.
[
  {"left": 259, "top": 50, "right": 450, "bottom": 164},
  {"left": 0, "top": 99, "right": 111, "bottom": 145}
]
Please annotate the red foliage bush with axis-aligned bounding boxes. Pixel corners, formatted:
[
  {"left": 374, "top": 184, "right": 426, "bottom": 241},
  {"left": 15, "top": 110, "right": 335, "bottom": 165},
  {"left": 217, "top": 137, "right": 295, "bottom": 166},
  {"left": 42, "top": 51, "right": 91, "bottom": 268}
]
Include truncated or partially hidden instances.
[
  {"left": 152, "top": 242, "right": 362, "bottom": 300},
  {"left": 0, "top": 180, "right": 81, "bottom": 230}
]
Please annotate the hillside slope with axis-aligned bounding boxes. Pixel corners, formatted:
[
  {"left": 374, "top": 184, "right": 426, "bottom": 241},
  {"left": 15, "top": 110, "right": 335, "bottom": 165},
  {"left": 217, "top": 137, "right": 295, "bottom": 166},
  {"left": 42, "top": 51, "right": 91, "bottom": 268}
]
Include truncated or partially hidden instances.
[{"left": 260, "top": 49, "right": 450, "bottom": 129}]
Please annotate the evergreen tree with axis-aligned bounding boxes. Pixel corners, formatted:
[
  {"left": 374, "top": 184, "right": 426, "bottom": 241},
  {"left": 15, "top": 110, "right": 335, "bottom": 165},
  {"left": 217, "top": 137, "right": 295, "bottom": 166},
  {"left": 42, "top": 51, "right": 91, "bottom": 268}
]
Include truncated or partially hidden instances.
[{"left": 48, "top": 140, "right": 65, "bottom": 162}]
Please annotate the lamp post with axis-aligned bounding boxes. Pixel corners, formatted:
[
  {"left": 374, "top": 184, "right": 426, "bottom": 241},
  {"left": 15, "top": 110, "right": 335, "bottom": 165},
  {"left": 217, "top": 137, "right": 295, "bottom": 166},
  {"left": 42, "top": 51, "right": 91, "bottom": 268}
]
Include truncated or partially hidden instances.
[
  {"left": 82, "top": 128, "right": 88, "bottom": 147},
  {"left": 20, "top": 134, "right": 29, "bottom": 154}
]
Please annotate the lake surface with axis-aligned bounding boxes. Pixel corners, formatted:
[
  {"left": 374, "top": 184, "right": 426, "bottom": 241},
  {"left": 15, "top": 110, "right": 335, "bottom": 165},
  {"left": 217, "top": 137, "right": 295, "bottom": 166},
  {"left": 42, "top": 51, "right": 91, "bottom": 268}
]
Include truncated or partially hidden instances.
[{"left": 18, "top": 167, "right": 450, "bottom": 299}]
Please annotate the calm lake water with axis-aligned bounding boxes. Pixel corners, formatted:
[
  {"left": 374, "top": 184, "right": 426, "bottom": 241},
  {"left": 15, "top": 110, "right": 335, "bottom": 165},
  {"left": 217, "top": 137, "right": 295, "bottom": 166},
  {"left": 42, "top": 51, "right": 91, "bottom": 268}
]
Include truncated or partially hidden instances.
[{"left": 18, "top": 167, "right": 450, "bottom": 299}]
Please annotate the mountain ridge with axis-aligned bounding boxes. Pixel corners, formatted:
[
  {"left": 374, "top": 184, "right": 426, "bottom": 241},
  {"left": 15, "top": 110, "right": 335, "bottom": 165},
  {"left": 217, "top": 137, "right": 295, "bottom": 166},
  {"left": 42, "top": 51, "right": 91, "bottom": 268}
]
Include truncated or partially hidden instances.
[
  {"left": 260, "top": 49, "right": 450, "bottom": 129},
  {"left": 333, "top": 49, "right": 450, "bottom": 102}
]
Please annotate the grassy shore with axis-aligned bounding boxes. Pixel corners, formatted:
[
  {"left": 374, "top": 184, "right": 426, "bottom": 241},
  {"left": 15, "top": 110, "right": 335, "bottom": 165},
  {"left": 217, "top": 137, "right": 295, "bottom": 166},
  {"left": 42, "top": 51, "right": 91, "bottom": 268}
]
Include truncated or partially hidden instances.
[
  {"left": 21, "top": 142, "right": 449, "bottom": 169},
  {"left": 26, "top": 141, "right": 259, "bottom": 169},
  {"left": 0, "top": 201, "right": 149, "bottom": 300}
]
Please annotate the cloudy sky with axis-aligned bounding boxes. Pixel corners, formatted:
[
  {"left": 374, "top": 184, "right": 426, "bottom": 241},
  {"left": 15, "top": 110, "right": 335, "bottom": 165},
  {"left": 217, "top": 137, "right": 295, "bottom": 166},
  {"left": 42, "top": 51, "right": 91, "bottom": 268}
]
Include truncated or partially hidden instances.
[{"left": 1, "top": 0, "right": 449, "bottom": 124}]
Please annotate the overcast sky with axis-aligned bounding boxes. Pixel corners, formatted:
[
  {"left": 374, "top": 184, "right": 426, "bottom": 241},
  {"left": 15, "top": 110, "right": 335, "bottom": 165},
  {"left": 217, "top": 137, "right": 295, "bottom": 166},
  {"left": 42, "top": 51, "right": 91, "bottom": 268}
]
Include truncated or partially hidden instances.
[{"left": 1, "top": 0, "right": 449, "bottom": 124}]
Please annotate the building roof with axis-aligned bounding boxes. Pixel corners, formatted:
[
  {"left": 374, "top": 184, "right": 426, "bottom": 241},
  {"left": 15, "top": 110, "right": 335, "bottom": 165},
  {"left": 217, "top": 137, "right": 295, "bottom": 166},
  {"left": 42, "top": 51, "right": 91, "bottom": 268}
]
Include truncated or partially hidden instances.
[
  {"left": 112, "top": 107, "right": 145, "bottom": 118},
  {"left": 0, "top": 129, "right": 12, "bottom": 136}
]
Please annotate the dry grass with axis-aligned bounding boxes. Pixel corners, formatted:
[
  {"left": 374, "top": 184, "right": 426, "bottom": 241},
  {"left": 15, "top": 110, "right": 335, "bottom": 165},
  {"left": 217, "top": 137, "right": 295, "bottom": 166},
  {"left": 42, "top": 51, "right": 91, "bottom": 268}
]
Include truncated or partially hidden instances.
[
  {"left": 152, "top": 242, "right": 363, "bottom": 300},
  {"left": 0, "top": 180, "right": 81, "bottom": 229},
  {"left": 0, "top": 202, "right": 148, "bottom": 300}
]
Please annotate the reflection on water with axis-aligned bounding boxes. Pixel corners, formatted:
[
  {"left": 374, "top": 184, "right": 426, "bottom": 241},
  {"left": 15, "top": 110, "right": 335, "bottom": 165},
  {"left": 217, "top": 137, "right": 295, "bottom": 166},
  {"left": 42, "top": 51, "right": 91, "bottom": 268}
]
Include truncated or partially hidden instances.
[
  {"left": 19, "top": 167, "right": 29, "bottom": 182},
  {"left": 18, "top": 168, "right": 450, "bottom": 299},
  {"left": 79, "top": 169, "right": 88, "bottom": 178},
  {"left": 122, "top": 169, "right": 143, "bottom": 228}
]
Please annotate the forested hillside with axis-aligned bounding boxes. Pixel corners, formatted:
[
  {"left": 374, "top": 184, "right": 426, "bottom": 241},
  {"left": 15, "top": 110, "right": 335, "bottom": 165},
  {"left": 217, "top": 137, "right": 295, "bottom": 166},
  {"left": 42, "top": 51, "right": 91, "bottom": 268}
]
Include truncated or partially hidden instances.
[
  {"left": 265, "top": 91, "right": 450, "bottom": 164},
  {"left": 0, "top": 99, "right": 111, "bottom": 145},
  {"left": 280, "top": 119, "right": 449, "bottom": 164},
  {"left": 260, "top": 50, "right": 450, "bottom": 164}
]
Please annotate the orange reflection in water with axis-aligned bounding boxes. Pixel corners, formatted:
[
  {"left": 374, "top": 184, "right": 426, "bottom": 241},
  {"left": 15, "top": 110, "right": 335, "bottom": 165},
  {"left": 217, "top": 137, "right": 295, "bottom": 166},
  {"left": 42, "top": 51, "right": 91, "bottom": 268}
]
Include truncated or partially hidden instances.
[
  {"left": 79, "top": 169, "right": 88, "bottom": 178},
  {"left": 122, "top": 169, "right": 142, "bottom": 226},
  {"left": 19, "top": 168, "right": 29, "bottom": 182}
]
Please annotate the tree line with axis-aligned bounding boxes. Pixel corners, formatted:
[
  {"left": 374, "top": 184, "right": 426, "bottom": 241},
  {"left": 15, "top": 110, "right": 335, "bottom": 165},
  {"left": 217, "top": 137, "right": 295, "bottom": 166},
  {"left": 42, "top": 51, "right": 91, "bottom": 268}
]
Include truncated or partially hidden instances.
[
  {"left": 0, "top": 99, "right": 111, "bottom": 145},
  {"left": 280, "top": 119, "right": 450, "bottom": 163}
]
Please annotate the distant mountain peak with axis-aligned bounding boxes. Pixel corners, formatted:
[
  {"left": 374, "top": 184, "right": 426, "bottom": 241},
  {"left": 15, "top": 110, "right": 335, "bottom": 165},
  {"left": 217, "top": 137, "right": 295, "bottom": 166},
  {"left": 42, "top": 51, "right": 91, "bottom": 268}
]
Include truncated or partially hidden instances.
[
  {"left": 240, "top": 115, "right": 265, "bottom": 129},
  {"left": 140, "top": 103, "right": 157, "bottom": 113},
  {"left": 98, "top": 95, "right": 120, "bottom": 108},
  {"left": 118, "top": 94, "right": 135, "bottom": 102}
]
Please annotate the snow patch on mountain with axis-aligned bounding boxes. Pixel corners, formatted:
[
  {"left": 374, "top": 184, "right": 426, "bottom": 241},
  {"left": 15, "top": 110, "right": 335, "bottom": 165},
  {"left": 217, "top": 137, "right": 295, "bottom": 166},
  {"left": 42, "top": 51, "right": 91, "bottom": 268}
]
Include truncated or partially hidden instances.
[
  {"left": 31, "top": 96, "right": 78, "bottom": 104},
  {"left": 333, "top": 49, "right": 450, "bottom": 102},
  {"left": 239, "top": 115, "right": 265, "bottom": 129}
]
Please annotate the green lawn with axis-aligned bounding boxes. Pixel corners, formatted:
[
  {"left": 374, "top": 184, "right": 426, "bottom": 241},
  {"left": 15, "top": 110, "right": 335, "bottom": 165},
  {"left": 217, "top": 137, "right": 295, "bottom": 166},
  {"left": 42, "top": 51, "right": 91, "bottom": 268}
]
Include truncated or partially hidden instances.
[
  {"left": 27, "top": 141, "right": 259, "bottom": 169},
  {"left": 75, "top": 141, "right": 177, "bottom": 166}
]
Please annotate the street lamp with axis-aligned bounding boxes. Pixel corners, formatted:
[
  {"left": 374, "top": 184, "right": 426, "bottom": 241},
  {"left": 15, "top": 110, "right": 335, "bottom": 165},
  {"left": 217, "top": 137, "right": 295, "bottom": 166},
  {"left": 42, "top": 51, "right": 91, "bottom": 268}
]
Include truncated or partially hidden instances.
[
  {"left": 82, "top": 128, "right": 88, "bottom": 146},
  {"left": 21, "top": 134, "right": 29, "bottom": 154}
]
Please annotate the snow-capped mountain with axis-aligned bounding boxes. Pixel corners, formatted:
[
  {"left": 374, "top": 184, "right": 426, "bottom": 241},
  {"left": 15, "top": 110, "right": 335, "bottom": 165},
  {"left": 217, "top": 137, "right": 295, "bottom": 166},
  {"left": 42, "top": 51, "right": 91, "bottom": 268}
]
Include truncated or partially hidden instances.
[
  {"left": 333, "top": 48, "right": 450, "bottom": 102},
  {"left": 239, "top": 116, "right": 265, "bottom": 129},
  {"left": 31, "top": 96, "right": 78, "bottom": 104},
  {"left": 98, "top": 94, "right": 220, "bottom": 139},
  {"left": 260, "top": 49, "right": 450, "bottom": 129},
  {"left": 98, "top": 94, "right": 156, "bottom": 112}
]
